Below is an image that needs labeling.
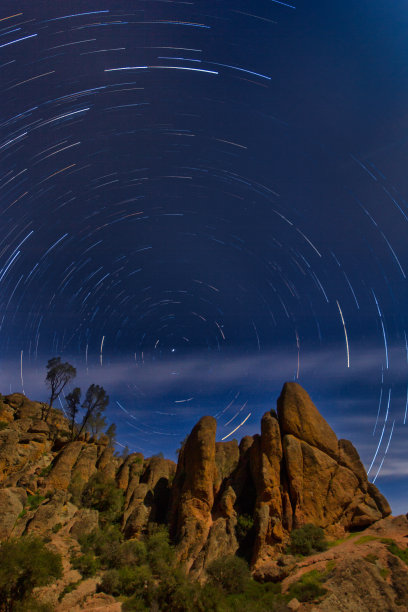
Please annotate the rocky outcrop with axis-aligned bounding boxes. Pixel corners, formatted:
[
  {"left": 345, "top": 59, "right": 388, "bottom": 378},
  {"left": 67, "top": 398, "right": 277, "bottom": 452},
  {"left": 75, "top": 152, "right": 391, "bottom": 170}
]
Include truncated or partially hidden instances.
[
  {"left": 170, "top": 416, "right": 218, "bottom": 571},
  {"left": 168, "top": 382, "right": 391, "bottom": 574},
  {"left": 123, "top": 455, "right": 176, "bottom": 538},
  {"left": 0, "top": 383, "right": 392, "bottom": 587}
]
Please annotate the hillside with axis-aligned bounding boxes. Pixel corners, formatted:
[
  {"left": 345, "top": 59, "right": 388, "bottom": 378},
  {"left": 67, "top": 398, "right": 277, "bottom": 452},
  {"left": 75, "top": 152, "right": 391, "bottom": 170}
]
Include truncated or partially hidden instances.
[{"left": 0, "top": 383, "right": 406, "bottom": 611}]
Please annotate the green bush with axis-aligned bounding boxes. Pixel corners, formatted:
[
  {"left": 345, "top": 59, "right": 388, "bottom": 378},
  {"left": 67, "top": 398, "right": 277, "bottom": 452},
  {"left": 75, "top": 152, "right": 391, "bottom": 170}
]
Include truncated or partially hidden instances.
[
  {"left": 71, "top": 552, "right": 100, "bottom": 577},
  {"left": 0, "top": 537, "right": 62, "bottom": 610},
  {"left": 26, "top": 494, "right": 46, "bottom": 511},
  {"left": 81, "top": 472, "right": 124, "bottom": 524},
  {"left": 288, "top": 570, "right": 327, "bottom": 602},
  {"left": 68, "top": 473, "right": 84, "bottom": 507},
  {"left": 0, "top": 421, "right": 9, "bottom": 431},
  {"left": 98, "top": 569, "right": 121, "bottom": 596},
  {"left": 52, "top": 523, "right": 62, "bottom": 533},
  {"left": 287, "top": 524, "right": 328, "bottom": 556},
  {"left": 387, "top": 540, "right": 408, "bottom": 565},
  {"left": 39, "top": 464, "right": 53, "bottom": 477},
  {"left": 206, "top": 555, "right": 250, "bottom": 595},
  {"left": 236, "top": 514, "right": 254, "bottom": 542},
  {"left": 146, "top": 526, "right": 175, "bottom": 576}
]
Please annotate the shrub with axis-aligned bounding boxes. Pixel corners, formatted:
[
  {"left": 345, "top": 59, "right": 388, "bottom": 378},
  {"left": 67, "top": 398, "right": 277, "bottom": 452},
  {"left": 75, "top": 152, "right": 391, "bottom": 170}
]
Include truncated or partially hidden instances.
[
  {"left": 98, "top": 569, "right": 121, "bottom": 596},
  {"left": 236, "top": 514, "right": 254, "bottom": 542},
  {"left": 81, "top": 472, "right": 124, "bottom": 524},
  {"left": 52, "top": 522, "right": 62, "bottom": 533},
  {"left": 78, "top": 526, "right": 124, "bottom": 568},
  {"left": 206, "top": 555, "right": 250, "bottom": 594},
  {"left": 39, "top": 464, "right": 53, "bottom": 477},
  {"left": 288, "top": 570, "right": 327, "bottom": 602},
  {"left": 0, "top": 537, "right": 63, "bottom": 610},
  {"left": 71, "top": 552, "right": 100, "bottom": 577},
  {"left": 387, "top": 540, "right": 408, "bottom": 565},
  {"left": 68, "top": 473, "right": 84, "bottom": 507},
  {"left": 0, "top": 422, "right": 9, "bottom": 431},
  {"left": 146, "top": 526, "right": 175, "bottom": 576},
  {"left": 27, "top": 494, "right": 46, "bottom": 511},
  {"left": 287, "top": 524, "right": 328, "bottom": 556}
]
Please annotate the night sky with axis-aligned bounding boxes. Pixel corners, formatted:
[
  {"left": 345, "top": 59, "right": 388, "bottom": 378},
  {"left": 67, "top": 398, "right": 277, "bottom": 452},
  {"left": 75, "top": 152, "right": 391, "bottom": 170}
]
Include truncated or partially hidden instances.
[{"left": 1, "top": 1, "right": 408, "bottom": 513}]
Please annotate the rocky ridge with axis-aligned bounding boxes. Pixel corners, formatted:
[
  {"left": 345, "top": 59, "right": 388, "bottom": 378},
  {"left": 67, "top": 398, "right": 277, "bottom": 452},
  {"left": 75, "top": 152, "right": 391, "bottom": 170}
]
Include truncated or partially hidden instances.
[{"left": 0, "top": 382, "right": 397, "bottom": 610}]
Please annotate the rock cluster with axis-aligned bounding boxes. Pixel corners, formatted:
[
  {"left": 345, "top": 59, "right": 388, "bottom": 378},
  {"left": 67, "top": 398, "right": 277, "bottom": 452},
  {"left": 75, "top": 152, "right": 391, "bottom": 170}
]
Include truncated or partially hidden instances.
[
  {"left": 0, "top": 382, "right": 390, "bottom": 582},
  {"left": 169, "top": 382, "right": 390, "bottom": 575}
]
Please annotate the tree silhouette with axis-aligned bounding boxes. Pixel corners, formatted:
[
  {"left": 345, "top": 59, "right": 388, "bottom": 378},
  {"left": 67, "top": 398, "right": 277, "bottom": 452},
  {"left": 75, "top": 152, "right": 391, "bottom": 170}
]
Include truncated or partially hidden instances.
[
  {"left": 106, "top": 423, "right": 117, "bottom": 447},
  {"left": 65, "top": 387, "right": 81, "bottom": 440},
  {"left": 76, "top": 384, "right": 109, "bottom": 439},
  {"left": 45, "top": 357, "right": 76, "bottom": 421}
]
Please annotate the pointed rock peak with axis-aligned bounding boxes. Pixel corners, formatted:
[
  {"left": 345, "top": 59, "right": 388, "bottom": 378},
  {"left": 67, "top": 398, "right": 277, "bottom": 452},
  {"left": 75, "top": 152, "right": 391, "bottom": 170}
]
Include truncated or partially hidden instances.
[{"left": 277, "top": 382, "right": 338, "bottom": 458}]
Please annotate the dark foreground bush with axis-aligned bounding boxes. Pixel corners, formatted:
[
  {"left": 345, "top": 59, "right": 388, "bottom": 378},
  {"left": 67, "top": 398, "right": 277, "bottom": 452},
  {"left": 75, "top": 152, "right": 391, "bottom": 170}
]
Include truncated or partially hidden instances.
[
  {"left": 0, "top": 536, "right": 62, "bottom": 611},
  {"left": 206, "top": 555, "right": 250, "bottom": 594},
  {"left": 287, "top": 524, "right": 328, "bottom": 556}
]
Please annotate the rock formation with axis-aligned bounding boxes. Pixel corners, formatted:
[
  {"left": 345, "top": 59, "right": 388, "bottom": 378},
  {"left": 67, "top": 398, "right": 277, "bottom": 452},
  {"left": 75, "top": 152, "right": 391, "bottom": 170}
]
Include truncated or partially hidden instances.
[{"left": 0, "top": 382, "right": 394, "bottom": 607}]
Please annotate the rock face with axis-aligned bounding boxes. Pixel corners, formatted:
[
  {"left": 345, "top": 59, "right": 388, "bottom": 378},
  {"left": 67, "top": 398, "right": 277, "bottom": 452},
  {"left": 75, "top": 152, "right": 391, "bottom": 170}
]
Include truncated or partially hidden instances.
[
  {"left": 168, "top": 382, "right": 391, "bottom": 574},
  {"left": 0, "top": 383, "right": 392, "bottom": 584}
]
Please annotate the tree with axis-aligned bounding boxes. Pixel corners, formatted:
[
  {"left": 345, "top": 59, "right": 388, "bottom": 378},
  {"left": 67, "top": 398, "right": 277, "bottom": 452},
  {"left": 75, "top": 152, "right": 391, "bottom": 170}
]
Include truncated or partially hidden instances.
[
  {"left": 45, "top": 357, "right": 76, "bottom": 421},
  {"left": 0, "top": 536, "right": 63, "bottom": 611},
  {"left": 66, "top": 387, "right": 81, "bottom": 440},
  {"left": 106, "top": 423, "right": 117, "bottom": 447},
  {"left": 76, "top": 384, "right": 109, "bottom": 439},
  {"left": 86, "top": 411, "right": 107, "bottom": 436}
]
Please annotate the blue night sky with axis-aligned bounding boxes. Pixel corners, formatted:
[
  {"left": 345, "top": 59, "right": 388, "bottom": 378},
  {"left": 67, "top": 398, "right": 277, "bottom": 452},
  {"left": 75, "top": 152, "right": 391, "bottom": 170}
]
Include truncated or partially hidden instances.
[{"left": 1, "top": 0, "right": 408, "bottom": 514}]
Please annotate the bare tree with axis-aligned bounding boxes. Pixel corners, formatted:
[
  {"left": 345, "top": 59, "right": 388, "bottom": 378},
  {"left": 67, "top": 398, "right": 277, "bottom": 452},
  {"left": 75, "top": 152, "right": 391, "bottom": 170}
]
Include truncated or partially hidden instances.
[
  {"left": 45, "top": 357, "right": 76, "bottom": 421},
  {"left": 65, "top": 387, "right": 81, "bottom": 440}
]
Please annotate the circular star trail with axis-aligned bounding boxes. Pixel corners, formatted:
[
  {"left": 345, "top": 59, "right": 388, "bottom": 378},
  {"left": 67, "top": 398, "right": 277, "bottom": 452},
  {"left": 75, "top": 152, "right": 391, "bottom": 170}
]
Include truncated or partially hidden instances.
[{"left": 1, "top": 1, "right": 408, "bottom": 512}]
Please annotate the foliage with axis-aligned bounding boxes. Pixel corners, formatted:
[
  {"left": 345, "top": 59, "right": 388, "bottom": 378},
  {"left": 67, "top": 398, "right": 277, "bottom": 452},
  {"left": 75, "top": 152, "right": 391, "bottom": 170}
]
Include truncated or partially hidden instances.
[
  {"left": 26, "top": 494, "right": 46, "bottom": 511},
  {"left": 58, "top": 581, "right": 81, "bottom": 602},
  {"left": 81, "top": 472, "right": 124, "bottom": 524},
  {"left": 0, "top": 536, "right": 63, "bottom": 611},
  {"left": 65, "top": 387, "right": 81, "bottom": 440},
  {"left": 76, "top": 384, "right": 109, "bottom": 439},
  {"left": 387, "top": 540, "right": 408, "bottom": 565},
  {"left": 288, "top": 569, "right": 328, "bottom": 603},
  {"left": 68, "top": 473, "right": 84, "bottom": 507},
  {"left": 206, "top": 555, "right": 250, "bottom": 595},
  {"left": 45, "top": 357, "right": 76, "bottom": 417},
  {"left": 39, "top": 464, "right": 53, "bottom": 477},
  {"left": 287, "top": 524, "right": 328, "bottom": 556},
  {"left": 354, "top": 535, "right": 377, "bottom": 545},
  {"left": 52, "top": 523, "right": 62, "bottom": 534},
  {"left": 0, "top": 422, "right": 9, "bottom": 431},
  {"left": 71, "top": 552, "right": 100, "bottom": 578},
  {"left": 236, "top": 514, "right": 254, "bottom": 541},
  {"left": 105, "top": 423, "right": 117, "bottom": 447}
]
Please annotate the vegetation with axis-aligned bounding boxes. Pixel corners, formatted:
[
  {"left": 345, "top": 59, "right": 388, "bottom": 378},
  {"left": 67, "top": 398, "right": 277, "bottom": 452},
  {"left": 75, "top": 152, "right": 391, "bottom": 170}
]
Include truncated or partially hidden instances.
[
  {"left": 76, "top": 384, "right": 109, "bottom": 439},
  {"left": 81, "top": 471, "right": 124, "bottom": 525},
  {"left": 26, "top": 493, "right": 46, "bottom": 511},
  {"left": 288, "top": 569, "right": 328, "bottom": 603},
  {"left": 45, "top": 357, "right": 76, "bottom": 418},
  {"left": 65, "top": 387, "right": 81, "bottom": 440},
  {"left": 386, "top": 540, "right": 408, "bottom": 565},
  {"left": 0, "top": 537, "right": 62, "bottom": 611},
  {"left": 286, "top": 523, "right": 328, "bottom": 556}
]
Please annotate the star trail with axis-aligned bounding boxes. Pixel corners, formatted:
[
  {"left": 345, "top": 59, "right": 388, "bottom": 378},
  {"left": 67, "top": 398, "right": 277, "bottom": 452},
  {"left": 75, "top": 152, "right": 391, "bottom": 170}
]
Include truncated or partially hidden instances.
[{"left": 1, "top": 0, "right": 408, "bottom": 513}]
